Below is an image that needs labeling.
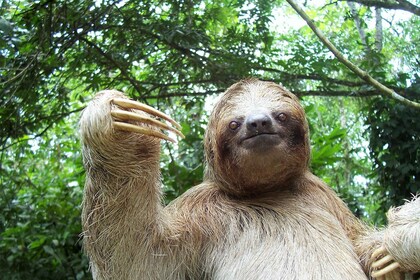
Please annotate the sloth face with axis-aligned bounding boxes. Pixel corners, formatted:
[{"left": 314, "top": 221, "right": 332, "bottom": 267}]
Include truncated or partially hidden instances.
[
  {"left": 222, "top": 103, "right": 306, "bottom": 153},
  {"left": 205, "top": 79, "right": 310, "bottom": 196}
]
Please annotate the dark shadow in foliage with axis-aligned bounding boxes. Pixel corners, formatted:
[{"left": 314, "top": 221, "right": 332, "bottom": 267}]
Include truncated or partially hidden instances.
[{"left": 366, "top": 75, "right": 420, "bottom": 224}]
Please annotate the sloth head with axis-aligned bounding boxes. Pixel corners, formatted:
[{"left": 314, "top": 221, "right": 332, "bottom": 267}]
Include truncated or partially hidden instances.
[{"left": 204, "top": 79, "right": 310, "bottom": 197}]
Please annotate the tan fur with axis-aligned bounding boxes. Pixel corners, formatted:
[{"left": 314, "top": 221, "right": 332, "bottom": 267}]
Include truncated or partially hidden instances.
[
  {"left": 80, "top": 80, "right": 419, "bottom": 279},
  {"left": 204, "top": 79, "right": 310, "bottom": 196},
  {"left": 384, "top": 196, "right": 420, "bottom": 272}
]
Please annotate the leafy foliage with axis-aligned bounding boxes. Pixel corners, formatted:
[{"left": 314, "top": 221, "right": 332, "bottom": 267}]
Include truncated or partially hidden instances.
[
  {"left": 366, "top": 78, "right": 420, "bottom": 223},
  {"left": 0, "top": 0, "right": 419, "bottom": 278},
  {"left": 161, "top": 96, "right": 207, "bottom": 203},
  {"left": 0, "top": 115, "right": 89, "bottom": 279},
  {"left": 304, "top": 97, "right": 373, "bottom": 218}
]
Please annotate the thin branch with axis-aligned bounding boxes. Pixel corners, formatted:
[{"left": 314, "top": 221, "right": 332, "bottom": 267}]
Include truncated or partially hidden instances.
[
  {"left": 0, "top": 107, "right": 84, "bottom": 152},
  {"left": 137, "top": 79, "right": 215, "bottom": 87},
  {"left": 142, "top": 90, "right": 224, "bottom": 99},
  {"left": 375, "top": 7, "right": 383, "bottom": 52},
  {"left": 396, "top": 0, "right": 420, "bottom": 15},
  {"left": 344, "top": 0, "right": 420, "bottom": 16},
  {"left": 347, "top": 1, "right": 369, "bottom": 52},
  {"left": 76, "top": 34, "right": 145, "bottom": 95},
  {"left": 285, "top": 0, "right": 420, "bottom": 109},
  {"left": 382, "top": 16, "right": 401, "bottom": 36},
  {"left": 292, "top": 89, "right": 379, "bottom": 97},
  {"left": 254, "top": 66, "right": 366, "bottom": 87},
  {"left": 0, "top": 54, "right": 39, "bottom": 86},
  {"left": 139, "top": 89, "right": 384, "bottom": 100}
]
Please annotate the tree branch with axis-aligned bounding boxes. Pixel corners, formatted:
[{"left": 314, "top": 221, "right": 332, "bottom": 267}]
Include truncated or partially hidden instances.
[
  {"left": 347, "top": 1, "right": 369, "bottom": 52},
  {"left": 375, "top": 7, "right": 383, "bottom": 52},
  {"left": 142, "top": 89, "right": 224, "bottom": 99},
  {"left": 255, "top": 66, "right": 366, "bottom": 87},
  {"left": 292, "top": 89, "right": 379, "bottom": 97},
  {"left": 76, "top": 34, "right": 145, "bottom": 95},
  {"left": 0, "top": 107, "right": 84, "bottom": 152},
  {"left": 285, "top": 0, "right": 420, "bottom": 109},
  {"left": 343, "top": 0, "right": 420, "bottom": 16},
  {"left": 140, "top": 89, "right": 384, "bottom": 100}
]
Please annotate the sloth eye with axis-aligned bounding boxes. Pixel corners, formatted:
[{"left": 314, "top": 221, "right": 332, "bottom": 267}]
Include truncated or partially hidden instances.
[
  {"left": 277, "top": 113, "right": 287, "bottom": 122},
  {"left": 229, "top": 121, "right": 241, "bottom": 130}
]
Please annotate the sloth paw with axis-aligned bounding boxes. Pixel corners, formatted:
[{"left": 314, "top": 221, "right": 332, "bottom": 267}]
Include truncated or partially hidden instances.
[
  {"left": 371, "top": 246, "right": 401, "bottom": 279},
  {"left": 110, "top": 98, "right": 184, "bottom": 143}
]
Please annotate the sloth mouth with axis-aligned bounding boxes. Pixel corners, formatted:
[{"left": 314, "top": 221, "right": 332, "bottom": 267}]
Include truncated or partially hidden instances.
[
  {"left": 241, "top": 133, "right": 281, "bottom": 149},
  {"left": 244, "top": 132, "right": 278, "bottom": 141}
]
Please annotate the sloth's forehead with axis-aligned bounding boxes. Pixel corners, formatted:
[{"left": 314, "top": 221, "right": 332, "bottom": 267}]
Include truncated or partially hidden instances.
[
  {"left": 227, "top": 90, "right": 292, "bottom": 113},
  {"left": 213, "top": 81, "right": 302, "bottom": 120},
  {"left": 233, "top": 94, "right": 275, "bottom": 113}
]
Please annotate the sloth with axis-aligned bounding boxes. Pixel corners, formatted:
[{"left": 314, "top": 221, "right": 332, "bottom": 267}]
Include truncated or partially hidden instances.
[{"left": 80, "top": 79, "right": 420, "bottom": 279}]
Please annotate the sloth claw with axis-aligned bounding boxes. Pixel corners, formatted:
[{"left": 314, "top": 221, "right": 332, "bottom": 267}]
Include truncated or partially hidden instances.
[
  {"left": 110, "top": 98, "right": 184, "bottom": 143},
  {"left": 112, "top": 98, "right": 182, "bottom": 129},
  {"left": 113, "top": 121, "right": 176, "bottom": 143},
  {"left": 371, "top": 246, "right": 401, "bottom": 278}
]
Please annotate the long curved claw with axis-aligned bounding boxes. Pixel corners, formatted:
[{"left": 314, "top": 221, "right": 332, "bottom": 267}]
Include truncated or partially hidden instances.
[
  {"left": 372, "top": 246, "right": 387, "bottom": 260},
  {"left": 112, "top": 98, "right": 182, "bottom": 129},
  {"left": 113, "top": 121, "right": 176, "bottom": 143},
  {"left": 111, "top": 109, "right": 185, "bottom": 138},
  {"left": 372, "top": 255, "right": 394, "bottom": 268},
  {"left": 110, "top": 98, "right": 184, "bottom": 143},
  {"left": 371, "top": 246, "right": 401, "bottom": 279},
  {"left": 371, "top": 262, "right": 400, "bottom": 278}
]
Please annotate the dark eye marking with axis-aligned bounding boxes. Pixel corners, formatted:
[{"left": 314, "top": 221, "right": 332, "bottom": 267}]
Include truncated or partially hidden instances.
[
  {"left": 276, "top": 113, "right": 288, "bottom": 122},
  {"left": 229, "top": 121, "right": 241, "bottom": 130}
]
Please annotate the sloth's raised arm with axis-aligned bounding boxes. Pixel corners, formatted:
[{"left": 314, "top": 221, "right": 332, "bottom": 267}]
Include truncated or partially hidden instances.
[
  {"left": 371, "top": 197, "right": 420, "bottom": 278},
  {"left": 79, "top": 91, "right": 185, "bottom": 279}
]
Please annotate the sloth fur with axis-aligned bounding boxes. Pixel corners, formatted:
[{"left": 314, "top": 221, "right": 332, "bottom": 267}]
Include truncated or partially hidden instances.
[{"left": 80, "top": 79, "right": 420, "bottom": 279}]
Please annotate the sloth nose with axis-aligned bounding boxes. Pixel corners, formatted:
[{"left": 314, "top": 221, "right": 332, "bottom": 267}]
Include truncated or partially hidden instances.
[{"left": 245, "top": 113, "right": 273, "bottom": 134}]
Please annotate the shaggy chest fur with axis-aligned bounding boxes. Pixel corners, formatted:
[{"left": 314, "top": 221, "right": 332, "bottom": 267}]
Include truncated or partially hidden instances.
[
  {"left": 170, "top": 186, "right": 368, "bottom": 280},
  {"left": 81, "top": 83, "right": 419, "bottom": 280},
  {"left": 203, "top": 207, "right": 367, "bottom": 279}
]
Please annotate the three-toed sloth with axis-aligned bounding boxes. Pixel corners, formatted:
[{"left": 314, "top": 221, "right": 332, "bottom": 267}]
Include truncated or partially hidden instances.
[{"left": 80, "top": 79, "right": 420, "bottom": 279}]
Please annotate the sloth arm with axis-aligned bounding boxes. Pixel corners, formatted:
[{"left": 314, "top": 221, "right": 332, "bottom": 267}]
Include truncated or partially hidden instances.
[
  {"left": 382, "top": 196, "right": 420, "bottom": 272},
  {"left": 369, "top": 197, "right": 420, "bottom": 279},
  {"left": 80, "top": 91, "right": 188, "bottom": 279},
  {"left": 312, "top": 174, "right": 420, "bottom": 279}
]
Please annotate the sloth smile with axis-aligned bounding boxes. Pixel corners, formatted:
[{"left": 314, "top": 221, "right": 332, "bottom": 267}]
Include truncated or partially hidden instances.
[
  {"left": 241, "top": 133, "right": 281, "bottom": 149},
  {"left": 245, "top": 132, "right": 277, "bottom": 140}
]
